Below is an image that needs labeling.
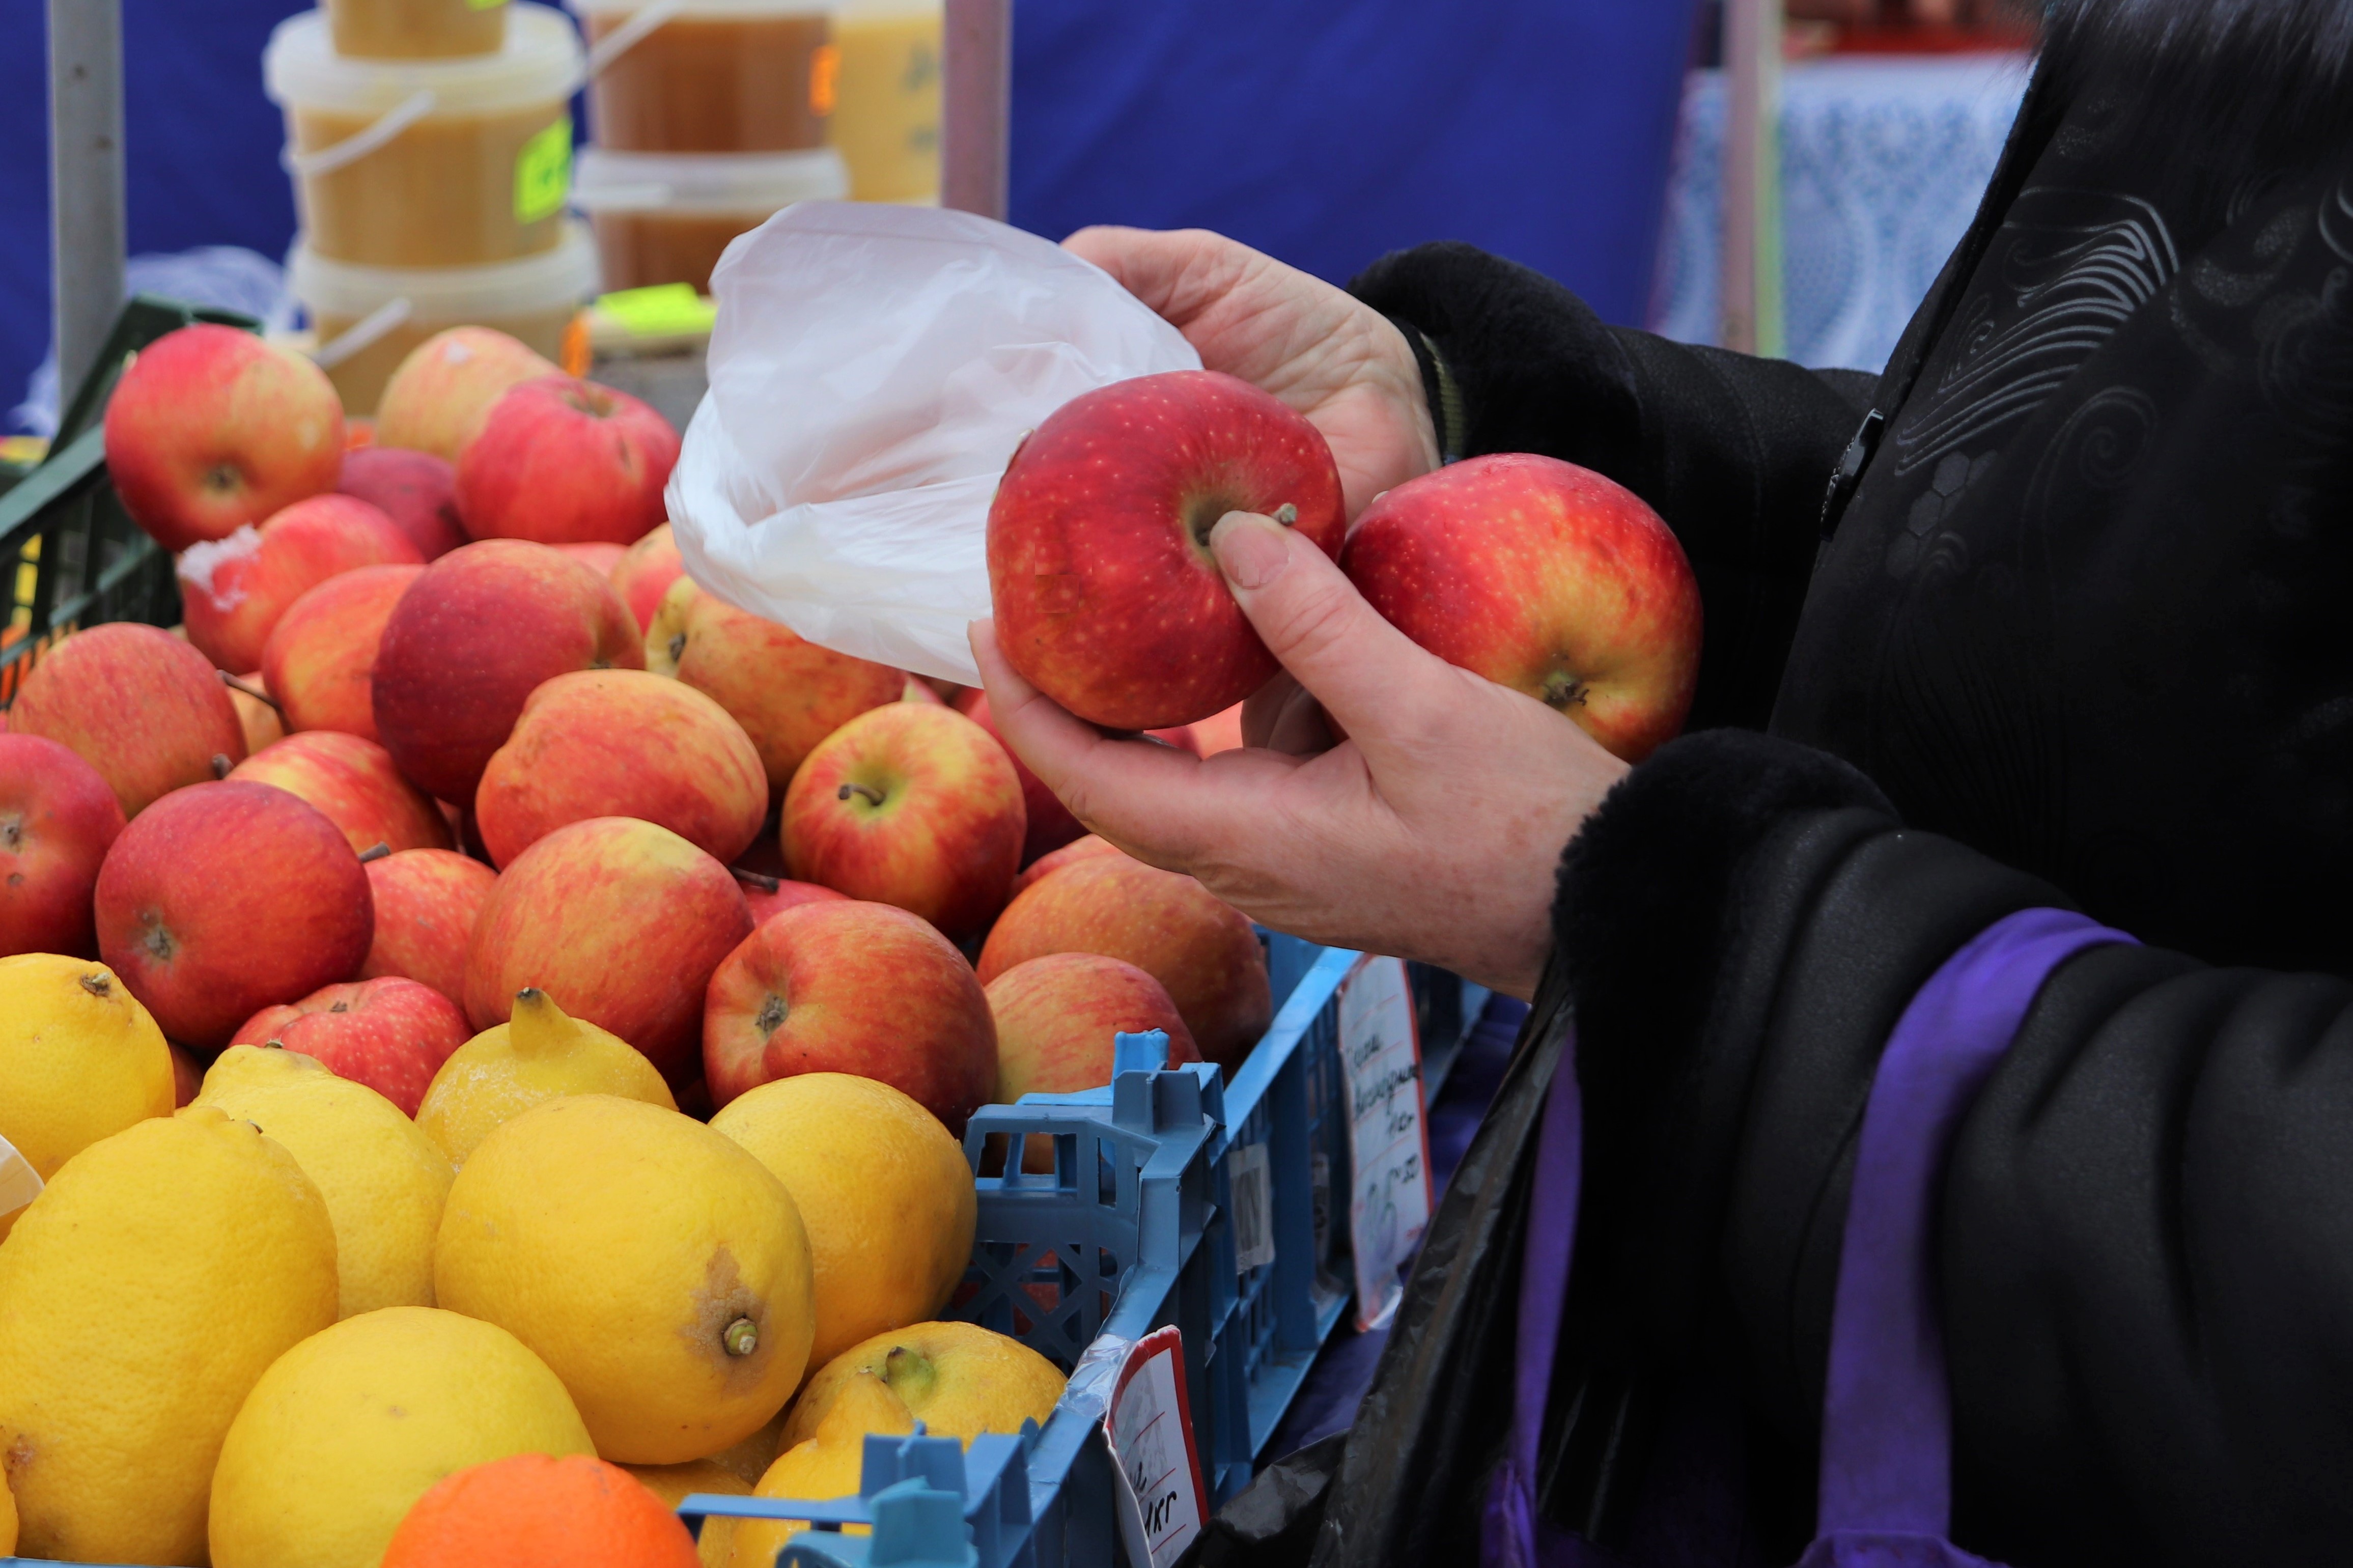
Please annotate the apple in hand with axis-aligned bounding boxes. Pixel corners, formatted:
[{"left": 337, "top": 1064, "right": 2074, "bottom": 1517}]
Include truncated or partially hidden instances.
[
  {"left": 359, "top": 847, "right": 497, "bottom": 1005},
  {"left": 986, "top": 951, "right": 1199, "bottom": 1169},
  {"left": 782, "top": 703, "right": 1024, "bottom": 942},
  {"left": 6, "top": 623, "right": 245, "bottom": 816},
  {"left": 339, "top": 445, "right": 468, "bottom": 560},
  {"left": 464, "top": 816, "right": 753, "bottom": 1086},
  {"left": 611, "top": 522, "right": 684, "bottom": 633},
  {"left": 230, "top": 975, "right": 470, "bottom": 1116},
  {"left": 0, "top": 734, "right": 127, "bottom": 958},
  {"left": 978, "top": 853, "right": 1270, "bottom": 1071},
  {"left": 177, "top": 493, "right": 424, "bottom": 674},
  {"left": 986, "top": 369, "right": 1345, "bottom": 730},
  {"left": 93, "top": 779, "right": 374, "bottom": 1048},
  {"left": 102, "top": 324, "right": 345, "bottom": 553},
  {"left": 474, "top": 668, "right": 767, "bottom": 866},
  {"left": 260, "top": 564, "right": 424, "bottom": 742},
  {"left": 228, "top": 731, "right": 452, "bottom": 856},
  {"left": 1341, "top": 453, "right": 1702, "bottom": 762},
  {"left": 703, "top": 899, "right": 997, "bottom": 1130},
  {"left": 456, "top": 376, "right": 680, "bottom": 547},
  {"left": 371, "top": 540, "right": 646, "bottom": 804},
  {"left": 648, "top": 578, "right": 904, "bottom": 794},
  {"left": 373, "top": 326, "right": 558, "bottom": 464}
]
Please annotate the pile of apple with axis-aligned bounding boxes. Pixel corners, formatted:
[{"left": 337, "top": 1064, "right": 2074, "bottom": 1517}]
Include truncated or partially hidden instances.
[{"left": 0, "top": 324, "right": 1282, "bottom": 1135}]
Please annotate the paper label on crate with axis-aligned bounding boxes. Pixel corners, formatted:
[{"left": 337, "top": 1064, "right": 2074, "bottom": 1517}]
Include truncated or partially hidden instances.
[
  {"left": 1336, "top": 954, "right": 1432, "bottom": 1333},
  {"left": 1227, "top": 1141, "right": 1275, "bottom": 1274},
  {"left": 1102, "top": 1327, "right": 1206, "bottom": 1568},
  {"left": 513, "top": 117, "right": 574, "bottom": 225},
  {"left": 0, "top": 1134, "right": 42, "bottom": 1225}
]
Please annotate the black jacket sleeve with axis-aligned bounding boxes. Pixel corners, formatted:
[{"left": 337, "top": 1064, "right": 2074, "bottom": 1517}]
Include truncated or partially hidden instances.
[
  {"left": 1350, "top": 246, "right": 1876, "bottom": 732},
  {"left": 1550, "top": 729, "right": 2353, "bottom": 1568}
]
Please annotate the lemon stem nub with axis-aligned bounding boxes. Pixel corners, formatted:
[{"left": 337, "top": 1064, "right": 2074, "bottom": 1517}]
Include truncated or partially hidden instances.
[{"left": 724, "top": 1317, "right": 759, "bottom": 1356}]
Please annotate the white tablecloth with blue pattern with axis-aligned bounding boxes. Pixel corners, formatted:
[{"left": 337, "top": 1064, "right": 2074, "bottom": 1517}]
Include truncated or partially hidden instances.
[{"left": 1651, "top": 53, "right": 2032, "bottom": 374}]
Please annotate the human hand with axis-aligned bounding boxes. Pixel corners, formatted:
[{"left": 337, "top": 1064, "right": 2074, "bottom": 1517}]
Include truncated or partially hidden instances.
[
  {"left": 1061, "top": 226, "right": 1439, "bottom": 521},
  {"left": 969, "top": 511, "right": 1631, "bottom": 1000}
]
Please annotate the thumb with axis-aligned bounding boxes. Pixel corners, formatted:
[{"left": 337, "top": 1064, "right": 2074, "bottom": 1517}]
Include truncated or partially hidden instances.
[{"left": 1210, "top": 510, "right": 1449, "bottom": 746}]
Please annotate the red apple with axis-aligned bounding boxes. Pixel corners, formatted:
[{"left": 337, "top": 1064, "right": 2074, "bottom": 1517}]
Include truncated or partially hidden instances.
[
  {"left": 260, "top": 564, "right": 424, "bottom": 742},
  {"left": 177, "top": 493, "right": 424, "bottom": 674},
  {"left": 230, "top": 976, "right": 470, "bottom": 1115},
  {"left": 374, "top": 326, "right": 559, "bottom": 465},
  {"left": 1341, "top": 454, "right": 1702, "bottom": 762},
  {"left": 612, "top": 522, "right": 684, "bottom": 633},
  {"left": 371, "top": 540, "right": 646, "bottom": 804},
  {"left": 474, "top": 668, "right": 767, "bottom": 867},
  {"left": 741, "top": 875, "right": 847, "bottom": 928},
  {"left": 102, "top": 324, "right": 345, "bottom": 553},
  {"left": 228, "top": 731, "right": 452, "bottom": 856},
  {"left": 781, "top": 703, "right": 1024, "bottom": 942},
  {"left": 557, "top": 542, "right": 628, "bottom": 577},
  {"left": 456, "top": 376, "right": 679, "bottom": 547},
  {"left": 359, "top": 847, "right": 497, "bottom": 1005},
  {"left": 703, "top": 899, "right": 996, "bottom": 1130},
  {"left": 227, "top": 671, "right": 287, "bottom": 754},
  {"left": 953, "top": 690, "right": 1082, "bottom": 864},
  {"left": 902, "top": 677, "right": 944, "bottom": 706},
  {"left": 6, "top": 624, "right": 245, "bottom": 816},
  {"left": 986, "top": 951, "right": 1199, "bottom": 1169},
  {"left": 93, "top": 780, "right": 374, "bottom": 1048},
  {"left": 1009, "top": 832, "right": 1122, "bottom": 898},
  {"left": 986, "top": 369, "right": 1344, "bottom": 730},
  {"left": 647, "top": 578, "right": 904, "bottom": 794},
  {"left": 338, "top": 445, "right": 468, "bottom": 561},
  {"left": 464, "top": 816, "right": 753, "bottom": 1086},
  {"left": 977, "top": 853, "right": 1270, "bottom": 1071},
  {"left": 0, "top": 733, "right": 127, "bottom": 958}
]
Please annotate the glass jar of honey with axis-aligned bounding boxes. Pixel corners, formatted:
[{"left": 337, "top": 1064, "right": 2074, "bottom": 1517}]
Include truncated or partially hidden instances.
[{"left": 572, "top": 0, "right": 838, "bottom": 154}]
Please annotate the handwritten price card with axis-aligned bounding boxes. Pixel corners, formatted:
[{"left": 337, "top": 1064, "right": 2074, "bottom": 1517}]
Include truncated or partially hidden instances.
[
  {"left": 1103, "top": 1326, "right": 1207, "bottom": 1568},
  {"left": 1336, "top": 954, "right": 1433, "bottom": 1332}
]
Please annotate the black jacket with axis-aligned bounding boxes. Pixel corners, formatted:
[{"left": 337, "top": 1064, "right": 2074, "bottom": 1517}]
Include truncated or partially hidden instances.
[{"left": 1203, "top": 5, "right": 2353, "bottom": 1566}]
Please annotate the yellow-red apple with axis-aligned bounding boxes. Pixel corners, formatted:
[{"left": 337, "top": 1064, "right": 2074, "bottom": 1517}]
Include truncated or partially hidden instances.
[
  {"left": 1010, "top": 833, "right": 1122, "bottom": 898},
  {"left": 986, "top": 951, "right": 1199, "bottom": 1168},
  {"left": 742, "top": 875, "right": 846, "bottom": 928},
  {"left": 612, "top": 522, "right": 683, "bottom": 633},
  {"left": 986, "top": 369, "right": 1345, "bottom": 730},
  {"left": 557, "top": 542, "right": 628, "bottom": 576},
  {"left": 703, "top": 899, "right": 996, "bottom": 1130},
  {"left": 474, "top": 668, "right": 767, "bottom": 866},
  {"left": 228, "top": 731, "right": 452, "bottom": 855},
  {"left": 227, "top": 672, "right": 286, "bottom": 753},
  {"left": 93, "top": 779, "right": 374, "bottom": 1048},
  {"left": 647, "top": 578, "right": 904, "bottom": 793},
  {"left": 7, "top": 623, "right": 245, "bottom": 816},
  {"left": 1341, "top": 453, "right": 1702, "bottom": 763},
  {"left": 463, "top": 816, "right": 752, "bottom": 1086},
  {"left": 371, "top": 540, "right": 646, "bottom": 803},
  {"left": 373, "top": 326, "right": 559, "bottom": 464},
  {"left": 177, "top": 493, "right": 424, "bottom": 673},
  {"left": 230, "top": 975, "right": 470, "bottom": 1115},
  {"left": 0, "top": 733, "right": 126, "bottom": 958},
  {"left": 359, "top": 847, "right": 496, "bottom": 1005},
  {"left": 456, "top": 376, "right": 679, "bottom": 547},
  {"left": 953, "top": 689, "right": 1082, "bottom": 864},
  {"left": 102, "top": 324, "right": 345, "bottom": 553},
  {"left": 781, "top": 703, "right": 1024, "bottom": 942},
  {"left": 339, "top": 445, "right": 468, "bottom": 559},
  {"left": 260, "top": 564, "right": 422, "bottom": 742},
  {"left": 977, "top": 854, "right": 1270, "bottom": 1071}
]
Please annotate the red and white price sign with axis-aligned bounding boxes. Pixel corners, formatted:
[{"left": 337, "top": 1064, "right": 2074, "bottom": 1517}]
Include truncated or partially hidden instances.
[
  {"left": 1102, "top": 1326, "right": 1207, "bottom": 1568},
  {"left": 1337, "top": 955, "right": 1432, "bottom": 1332}
]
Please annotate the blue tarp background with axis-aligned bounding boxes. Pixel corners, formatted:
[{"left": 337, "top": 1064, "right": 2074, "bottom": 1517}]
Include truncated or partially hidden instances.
[{"left": 1, "top": 0, "right": 1698, "bottom": 428}]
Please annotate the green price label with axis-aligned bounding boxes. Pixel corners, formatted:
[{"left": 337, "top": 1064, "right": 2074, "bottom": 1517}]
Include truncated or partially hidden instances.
[
  {"left": 597, "top": 284, "right": 717, "bottom": 339},
  {"left": 514, "top": 117, "right": 572, "bottom": 225},
  {"left": 465, "top": 0, "right": 506, "bottom": 12}
]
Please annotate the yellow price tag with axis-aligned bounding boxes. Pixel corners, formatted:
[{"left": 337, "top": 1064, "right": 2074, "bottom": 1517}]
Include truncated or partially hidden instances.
[
  {"left": 514, "top": 117, "right": 573, "bottom": 225},
  {"left": 598, "top": 284, "right": 717, "bottom": 338}
]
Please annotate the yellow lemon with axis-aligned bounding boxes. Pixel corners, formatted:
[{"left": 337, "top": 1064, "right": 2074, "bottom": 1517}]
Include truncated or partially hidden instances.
[
  {"left": 435, "top": 1094, "right": 817, "bottom": 1464},
  {"left": 732, "top": 1374, "right": 911, "bottom": 1565},
  {"left": 779, "top": 1322, "right": 1065, "bottom": 1453},
  {"left": 709, "top": 1073, "right": 976, "bottom": 1367},
  {"left": 0, "top": 954, "right": 173, "bottom": 1238},
  {"left": 0, "top": 1107, "right": 338, "bottom": 1564},
  {"left": 195, "top": 1044, "right": 455, "bottom": 1317},
  {"left": 625, "top": 1458, "right": 751, "bottom": 1567},
  {"left": 417, "top": 987, "right": 675, "bottom": 1168},
  {"left": 1, "top": 1466, "right": 15, "bottom": 1556},
  {"left": 209, "top": 1305, "right": 595, "bottom": 1568}
]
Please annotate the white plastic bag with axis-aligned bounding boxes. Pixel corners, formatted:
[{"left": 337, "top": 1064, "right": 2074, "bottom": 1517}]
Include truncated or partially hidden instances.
[{"left": 665, "top": 202, "right": 1202, "bottom": 684}]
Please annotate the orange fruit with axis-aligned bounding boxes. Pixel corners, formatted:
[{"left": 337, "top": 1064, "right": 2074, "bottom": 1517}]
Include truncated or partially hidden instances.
[{"left": 382, "top": 1452, "right": 701, "bottom": 1567}]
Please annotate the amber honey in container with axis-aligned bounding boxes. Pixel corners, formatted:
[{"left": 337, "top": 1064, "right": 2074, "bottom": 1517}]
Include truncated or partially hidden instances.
[
  {"left": 291, "top": 221, "right": 601, "bottom": 415},
  {"left": 328, "top": 0, "right": 508, "bottom": 60},
  {"left": 572, "top": 147, "right": 847, "bottom": 292},
  {"left": 833, "top": 0, "right": 939, "bottom": 202},
  {"left": 266, "top": 4, "right": 586, "bottom": 268},
  {"left": 573, "top": 0, "right": 837, "bottom": 153}
]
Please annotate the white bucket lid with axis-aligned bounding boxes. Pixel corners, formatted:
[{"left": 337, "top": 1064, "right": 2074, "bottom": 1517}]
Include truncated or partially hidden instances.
[
  {"left": 266, "top": 2, "right": 585, "bottom": 115},
  {"left": 290, "top": 218, "right": 600, "bottom": 321},
  {"left": 570, "top": 0, "right": 832, "bottom": 17},
  {"left": 572, "top": 147, "right": 848, "bottom": 214}
]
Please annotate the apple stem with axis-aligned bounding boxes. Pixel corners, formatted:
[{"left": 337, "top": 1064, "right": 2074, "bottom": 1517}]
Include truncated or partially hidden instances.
[
  {"left": 357, "top": 842, "right": 392, "bottom": 863},
  {"left": 732, "top": 866, "right": 781, "bottom": 893},
  {"left": 837, "top": 782, "right": 886, "bottom": 807},
  {"left": 210, "top": 753, "right": 233, "bottom": 780},
  {"left": 217, "top": 671, "right": 282, "bottom": 712},
  {"left": 1272, "top": 502, "right": 1298, "bottom": 526}
]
